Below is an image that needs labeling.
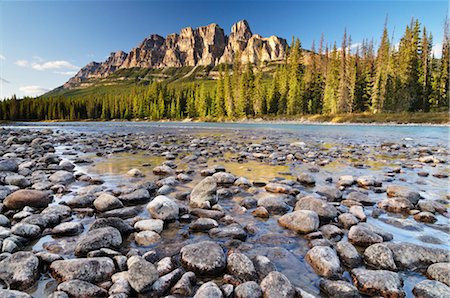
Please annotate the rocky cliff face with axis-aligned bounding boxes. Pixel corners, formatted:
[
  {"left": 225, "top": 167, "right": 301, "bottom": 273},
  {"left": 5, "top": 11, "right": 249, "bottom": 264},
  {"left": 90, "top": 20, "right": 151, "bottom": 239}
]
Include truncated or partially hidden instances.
[{"left": 65, "top": 20, "right": 287, "bottom": 87}]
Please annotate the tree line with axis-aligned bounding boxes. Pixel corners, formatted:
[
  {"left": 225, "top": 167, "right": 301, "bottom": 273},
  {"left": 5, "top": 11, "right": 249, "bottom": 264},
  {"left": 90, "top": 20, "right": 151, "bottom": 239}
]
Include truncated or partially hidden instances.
[{"left": 0, "top": 18, "right": 448, "bottom": 121}]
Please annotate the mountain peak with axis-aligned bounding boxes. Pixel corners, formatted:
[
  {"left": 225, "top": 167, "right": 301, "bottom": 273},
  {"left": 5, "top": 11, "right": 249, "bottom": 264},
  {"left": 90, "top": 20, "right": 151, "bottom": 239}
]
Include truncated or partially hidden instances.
[{"left": 64, "top": 20, "right": 286, "bottom": 89}]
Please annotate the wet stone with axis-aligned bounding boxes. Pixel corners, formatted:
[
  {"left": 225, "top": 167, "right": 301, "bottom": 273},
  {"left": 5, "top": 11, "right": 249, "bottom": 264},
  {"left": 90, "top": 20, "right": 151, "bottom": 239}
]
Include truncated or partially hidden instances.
[
  {"left": 74, "top": 226, "right": 122, "bottom": 256},
  {"left": 427, "top": 262, "right": 450, "bottom": 286},
  {"left": 413, "top": 280, "right": 450, "bottom": 298},
  {"left": 4, "top": 189, "right": 52, "bottom": 209},
  {"left": 227, "top": 252, "right": 258, "bottom": 282},
  {"left": 320, "top": 279, "right": 361, "bottom": 298},
  {"left": 209, "top": 223, "right": 247, "bottom": 241},
  {"left": 235, "top": 281, "right": 263, "bottom": 298},
  {"left": 57, "top": 279, "right": 108, "bottom": 297},
  {"left": 305, "top": 246, "right": 341, "bottom": 278},
  {"left": 52, "top": 222, "right": 84, "bottom": 236},
  {"left": 351, "top": 268, "right": 405, "bottom": 298},
  {"left": 0, "top": 252, "right": 39, "bottom": 290},
  {"left": 260, "top": 271, "right": 295, "bottom": 298},
  {"left": 50, "top": 257, "right": 115, "bottom": 283},
  {"left": 364, "top": 243, "right": 397, "bottom": 271},
  {"left": 278, "top": 210, "right": 319, "bottom": 234},
  {"left": 127, "top": 256, "right": 159, "bottom": 294}
]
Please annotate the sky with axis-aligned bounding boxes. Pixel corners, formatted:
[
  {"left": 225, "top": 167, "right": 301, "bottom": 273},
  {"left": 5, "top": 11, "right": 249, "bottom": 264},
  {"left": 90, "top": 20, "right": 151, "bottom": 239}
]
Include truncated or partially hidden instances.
[{"left": 0, "top": 0, "right": 448, "bottom": 99}]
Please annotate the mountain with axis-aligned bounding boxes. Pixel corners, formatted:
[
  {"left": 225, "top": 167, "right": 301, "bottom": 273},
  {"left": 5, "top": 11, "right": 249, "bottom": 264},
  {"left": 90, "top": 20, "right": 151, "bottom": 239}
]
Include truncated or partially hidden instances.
[{"left": 63, "top": 20, "right": 287, "bottom": 89}]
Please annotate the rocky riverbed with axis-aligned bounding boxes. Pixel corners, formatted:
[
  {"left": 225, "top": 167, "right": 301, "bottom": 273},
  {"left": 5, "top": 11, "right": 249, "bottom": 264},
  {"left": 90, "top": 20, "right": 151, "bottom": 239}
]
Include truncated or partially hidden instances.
[{"left": 0, "top": 124, "right": 448, "bottom": 298}]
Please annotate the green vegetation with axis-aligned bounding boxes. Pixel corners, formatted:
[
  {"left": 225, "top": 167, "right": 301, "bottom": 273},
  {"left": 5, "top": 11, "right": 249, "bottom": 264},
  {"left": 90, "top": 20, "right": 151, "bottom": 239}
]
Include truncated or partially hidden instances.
[{"left": 1, "top": 18, "right": 448, "bottom": 123}]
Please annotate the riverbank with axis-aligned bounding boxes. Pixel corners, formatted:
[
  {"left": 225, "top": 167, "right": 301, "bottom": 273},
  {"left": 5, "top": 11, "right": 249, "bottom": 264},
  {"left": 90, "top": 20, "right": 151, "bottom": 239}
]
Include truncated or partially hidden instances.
[{"left": 2, "top": 111, "right": 449, "bottom": 126}]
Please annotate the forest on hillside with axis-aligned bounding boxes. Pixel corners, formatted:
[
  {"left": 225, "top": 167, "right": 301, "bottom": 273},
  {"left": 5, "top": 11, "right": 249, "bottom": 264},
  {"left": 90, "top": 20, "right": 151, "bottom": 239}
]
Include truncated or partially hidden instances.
[{"left": 1, "top": 18, "right": 448, "bottom": 121}]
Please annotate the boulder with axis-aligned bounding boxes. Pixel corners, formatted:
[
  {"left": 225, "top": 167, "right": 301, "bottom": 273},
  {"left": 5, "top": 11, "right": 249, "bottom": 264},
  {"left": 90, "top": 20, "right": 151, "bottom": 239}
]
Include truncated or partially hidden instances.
[
  {"left": 189, "top": 177, "right": 218, "bottom": 208},
  {"left": 57, "top": 279, "right": 107, "bottom": 297},
  {"left": 193, "top": 281, "right": 223, "bottom": 298},
  {"left": 127, "top": 256, "right": 159, "bottom": 293},
  {"left": 386, "top": 185, "right": 421, "bottom": 204},
  {"left": 351, "top": 268, "right": 404, "bottom": 297},
  {"left": 119, "top": 189, "right": 151, "bottom": 205},
  {"left": 0, "top": 252, "right": 39, "bottom": 290},
  {"left": 412, "top": 280, "right": 450, "bottom": 298},
  {"left": 235, "top": 281, "right": 263, "bottom": 298},
  {"left": 386, "top": 243, "right": 449, "bottom": 269},
  {"left": 180, "top": 241, "right": 226, "bottom": 275},
  {"left": 348, "top": 224, "right": 383, "bottom": 247},
  {"left": 427, "top": 262, "right": 450, "bottom": 286},
  {"left": 278, "top": 210, "right": 319, "bottom": 233},
  {"left": 297, "top": 173, "right": 316, "bottom": 186},
  {"left": 50, "top": 257, "right": 115, "bottom": 283},
  {"left": 315, "top": 186, "right": 342, "bottom": 201},
  {"left": 0, "top": 159, "right": 19, "bottom": 172},
  {"left": 364, "top": 243, "right": 397, "bottom": 271},
  {"left": 52, "top": 222, "right": 84, "bottom": 236},
  {"left": 305, "top": 246, "right": 341, "bottom": 278},
  {"left": 295, "top": 196, "right": 337, "bottom": 221},
  {"left": 4, "top": 190, "right": 52, "bottom": 209},
  {"left": 134, "top": 219, "right": 164, "bottom": 233},
  {"left": 0, "top": 289, "right": 31, "bottom": 298},
  {"left": 320, "top": 279, "right": 361, "bottom": 298},
  {"left": 257, "top": 194, "right": 290, "bottom": 214},
  {"left": 93, "top": 194, "right": 123, "bottom": 212},
  {"left": 74, "top": 227, "right": 122, "bottom": 256},
  {"left": 227, "top": 252, "right": 257, "bottom": 282},
  {"left": 49, "top": 171, "right": 74, "bottom": 184},
  {"left": 208, "top": 223, "right": 247, "bottom": 241},
  {"left": 146, "top": 195, "right": 179, "bottom": 221},
  {"left": 260, "top": 271, "right": 295, "bottom": 298},
  {"left": 336, "top": 241, "right": 362, "bottom": 268},
  {"left": 89, "top": 217, "right": 134, "bottom": 235},
  {"left": 135, "top": 230, "right": 161, "bottom": 246}
]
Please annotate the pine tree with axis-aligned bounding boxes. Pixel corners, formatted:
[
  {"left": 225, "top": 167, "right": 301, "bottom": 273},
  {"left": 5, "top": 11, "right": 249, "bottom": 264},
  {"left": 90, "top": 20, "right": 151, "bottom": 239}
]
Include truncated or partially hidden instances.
[
  {"left": 287, "top": 37, "right": 302, "bottom": 115},
  {"left": 371, "top": 22, "right": 390, "bottom": 113},
  {"left": 323, "top": 43, "right": 340, "bottom": 113},
  {"left": 337, "top": 29, "right": 352, "bottom": 113},
  {"left": 215, "top": 65, "right": 226, "bottom": 117}
]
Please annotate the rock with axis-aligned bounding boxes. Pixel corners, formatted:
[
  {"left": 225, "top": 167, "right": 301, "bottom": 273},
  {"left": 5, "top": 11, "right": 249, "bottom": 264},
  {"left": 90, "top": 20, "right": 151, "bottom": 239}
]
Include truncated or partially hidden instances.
[
  {"left": 252, "top": 206, "right": 269, "bottom": 218},
  {"left": 4, "top": 175, "right": 31, "bottom": 188},
  {"left": 4, "top": 189, "right": 52, "bottom": 209},
  {"left": 74, "top": 227, "right": 122, "bottom": 256},
  {"left": 98, "top": 205, "right": 143, "bottom": 219},
  {"left": 180, "top": 241, "right": 226, "bottom": 275},
  {"left": 212, "top": 172, "right": 236, "bottom": 185},
  {"left": 257, "top": 194, "right": 290, "bottom": 214},
  {"left": 320, "top": 224, "right": 343, "bottom": 241},
  {"left": 189, "top": 218, "right": 218, "bottom": 232},
  {"left": 417, "top": 200, "right": 446, "bottom": 214},
  {"left": 89, "top": 217, "right": 134, "bottom": 235},
  {"left": 57, "top": 279, "right": 108, "bottom": 297},
  {"left": 348, "top": 224, "right": 383, "bottom": 247},
  {"left": 386, "top": 243, "right": 449, "bottom": 269},
  {"left": 21, "top": 213, "right": 59, "bottom": 229},
  {"left": 278, "top": 210, "right": 319, "bottom": 233},
  {"left": 156, "top": 257, "right": 174, "bottom": 275},
  {"left": 151, "top": 267, "right": 184, "bottom": 296},
  {"left": 234, "top": 177, "right": 252, "bottom": 188},
  {"left": 0, "top": 159, "right": 18, "bottom": 172},
  {"left": 209, "top": 223, "right": 247, "bottom": 240},
  {"left": 295, "top": 196, "right": 338, "bottom": 221},
  {"left": 0, "top": 289, "right": 31, "bottom": 298},
  {"left": 52, "top": 222, "right": 84, "bottom": 236},
  {"left": 193, "top": 281, "right": 223, "bottom": 298},
  {"left": 413, "top": 280, "right": 450, "bottom": 298},
  {"left": 135, "top": 230, "right": 161, "bottom": 246},
  {"left": 152, "top": 165, "right": 174, "bottom": 176},
  {"left": 260, "top": 271, "right": 295, "bottom": 298},
  {"left": 66, "top": 194, "right": 95, "bottom": 208},
  {"left": 49, "top": 171, "right": 74, "bottom": 184},
  {"left": 305, "top": 246, "right": 341, "bottom": 278},
  {"left": 338, "top": 175, "right": 355, "bottom": 187},
  {"left": 427, "top": 263, "right": 450, "bottom": 286},
  {"left": 127, "top": 256, "right": 159, "bottom": 293},
  {"left": 126, "top": 168, "right": 144, "bottom": 177},
  {"left": 94, "top": 194, "right": 123, "bottom": 212},
  {"left": 297, "top": 173, "right": 316, "bottom": 186},
  {"left": 377, "top": 197, "right": 414, "bottom": 213},
  {"left": 347, "top": 192, "right": 374, "bottom": 205},
  {"left": 235, "top": 281, "right": 262, "bottom": 298},
  {"left": 349, "top": 205, "right": 366, "bottom": 221},
  {"left": 134, "top": 219, "right": 164, "bottom": 233},
  {"left": 356, "top": 175, "right": 377, "bottom": 188},
  {"left": 265, "top": 183, "right": 293, "bottom": 194},
  {"left": 50, "top": 257, "right": 115, "bottom": 283},
  {"left": 189, "top": 177, "right": 218, "bottom": 208},
  {"left": 120, "top": 188, "right": 151, "bottom": 205},
  {"left": 338, "top": 213, "right": 359, "bottom": 229},
  {"left": 315, "top": 186, "right": 342, "bottom": 201},
  {"left": 171, "top": 271, "right": 196, "bottom": 296},
  {"left": 320, "top": 279, "right": 361, "bottom": 298},
  {"left": 11, "top": 223, "right": 41, "bottom": 239},
  {"left": 351, "top": 268, "right": 404, "bottom": 297},
  {"left": 387, "top": 185, "right": 421, "bottom": 204},
  {"left": 364, "top": 243, "right": 397, "bottom": 271},
  {"left": 0, "top": 252, "right": 39, "bottom": 290},
  {"left": 252, "top": 255, "right": 276, "bottom": 280},
  {"left": 413, "top": 211, "right": 437, "bottom": 223},
  {"left": 227, "top": 252, "right": 257, "bottom": 282},
  {"left": 146, "top": 195, "right": 179, "bottom": 220}
]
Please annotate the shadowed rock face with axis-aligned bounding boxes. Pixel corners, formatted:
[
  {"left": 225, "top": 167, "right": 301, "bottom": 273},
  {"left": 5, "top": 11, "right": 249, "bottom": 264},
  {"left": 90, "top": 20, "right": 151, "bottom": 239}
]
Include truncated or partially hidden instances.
[{"left": 65, "top": 20, "right": 287, "bottom": 87}]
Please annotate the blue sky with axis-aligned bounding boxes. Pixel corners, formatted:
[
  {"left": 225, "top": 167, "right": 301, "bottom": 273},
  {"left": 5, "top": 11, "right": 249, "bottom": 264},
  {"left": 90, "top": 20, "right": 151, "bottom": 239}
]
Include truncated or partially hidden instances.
[{"left": 0, "top": 0, "right": 448, "bottom": 98}]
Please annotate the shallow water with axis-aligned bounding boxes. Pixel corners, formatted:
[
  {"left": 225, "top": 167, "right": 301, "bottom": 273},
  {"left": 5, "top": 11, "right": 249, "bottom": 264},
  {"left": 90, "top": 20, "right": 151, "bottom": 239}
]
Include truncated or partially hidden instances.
[{"left": 5, "top": 122, "right": 448, "bottom": 297}]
